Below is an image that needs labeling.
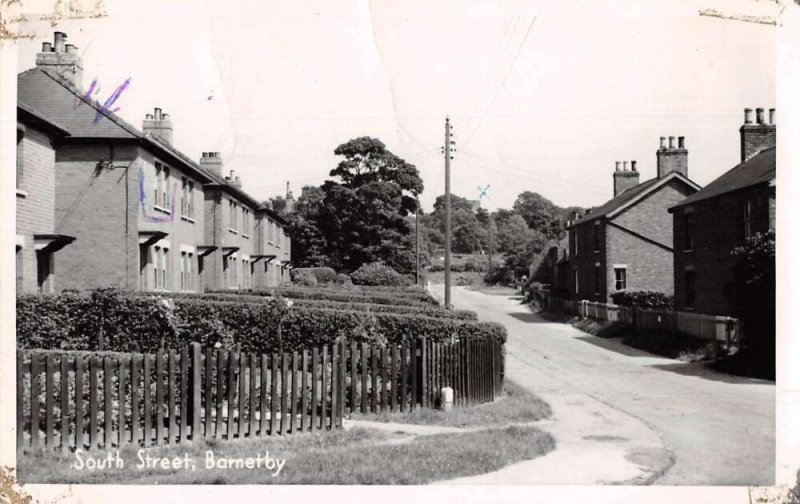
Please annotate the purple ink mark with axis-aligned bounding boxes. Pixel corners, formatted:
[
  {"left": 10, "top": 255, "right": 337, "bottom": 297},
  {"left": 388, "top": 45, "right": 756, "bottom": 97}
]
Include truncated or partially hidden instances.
[
  {"left": 94, "top": 78, "right": 131, "bottom": 123},
  {"left": 138, "top": 164, "right": 177, "bottom": 223},
  {"left": 477, "top": 184, "right": 491, "bottom": 201}
]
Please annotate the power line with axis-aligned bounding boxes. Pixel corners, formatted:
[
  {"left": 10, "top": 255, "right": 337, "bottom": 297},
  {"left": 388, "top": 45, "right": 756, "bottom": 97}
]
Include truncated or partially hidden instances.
[{"left": 461, "top": 16, "right": 538, "bottom": 151}]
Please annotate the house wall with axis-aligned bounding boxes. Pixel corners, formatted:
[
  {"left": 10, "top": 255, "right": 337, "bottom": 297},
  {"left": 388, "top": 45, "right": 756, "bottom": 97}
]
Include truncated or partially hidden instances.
[
  {"left": 252, "top": 213, "right": 285, "bottom": 290},
  {"left": 16, "top": 125, "right": 56, "bottom": 293},
  {"left": 53, "top": 143, "right": 140, "bottom": 291},
  {"left": 202, "top": 188, "right": 259, "bottom": 290},
  {"left": 568, "top": 220, "right": 608, "bottom": 302},
  {"left": 673, "top": 184, "right": 774, "bottom": 316},
  {"left": 135, "top": 147, "right": 206, "bottom": 293}
]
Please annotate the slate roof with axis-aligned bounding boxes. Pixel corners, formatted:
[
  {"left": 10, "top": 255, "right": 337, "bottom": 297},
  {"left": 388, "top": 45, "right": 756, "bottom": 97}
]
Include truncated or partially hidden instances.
[
  {"left": 17, "top": 67, "right": 283, "bottom": 219},
  {"left": 671, "top": 147, "right": 776, "bottom": 210},
  {"left": 571, "top": 171, "right": 700, "bottom": 226},
  {"left": 17, "top": 99, "right": 71, "bottom": 137}
]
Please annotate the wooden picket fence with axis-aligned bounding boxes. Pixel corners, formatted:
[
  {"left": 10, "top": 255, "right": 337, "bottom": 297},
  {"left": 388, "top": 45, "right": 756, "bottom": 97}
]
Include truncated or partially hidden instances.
[{"left": 17, "top": 336, "right": 504, "bottom": 453}]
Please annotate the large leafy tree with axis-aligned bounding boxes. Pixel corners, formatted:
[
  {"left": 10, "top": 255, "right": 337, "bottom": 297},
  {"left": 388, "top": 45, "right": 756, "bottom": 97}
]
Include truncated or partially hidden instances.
[
  {"left": 303, "top": 137, "right": 423, "bottom": 273},
  {"left": 512, "top": 191, "right": 568, "bottom": 240}
]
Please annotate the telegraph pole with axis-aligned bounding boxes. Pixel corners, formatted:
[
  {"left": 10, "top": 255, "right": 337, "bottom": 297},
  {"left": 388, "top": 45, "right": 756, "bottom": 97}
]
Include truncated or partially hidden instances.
[
  {"left": 415, "top": 194, "right": 420, "bottom": 286},
  {"left": 488, "top": 215, "right": 493, "bottom": 277},
  {"left": 444, "top": 117, "right": 453, "bottom": 309}
]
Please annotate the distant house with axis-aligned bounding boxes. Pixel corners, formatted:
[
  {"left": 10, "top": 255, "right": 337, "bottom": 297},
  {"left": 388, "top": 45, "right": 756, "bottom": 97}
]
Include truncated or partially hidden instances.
[
  {"left": 16, "top": 101, "right": 74, "bottom": 293},
  {"left": 199, "top": 152, "right": 291, "bottom": 291},
  {"left": 566, "top": 138, "right": 701, "bottom": 302},
  {"left": 670, "top": 108, "right": 776, "bottom": 315}
]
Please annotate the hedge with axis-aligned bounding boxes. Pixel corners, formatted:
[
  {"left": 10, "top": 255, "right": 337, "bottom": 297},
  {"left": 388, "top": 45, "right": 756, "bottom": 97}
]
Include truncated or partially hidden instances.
[
  {"left": 610, "top": 290, "right": 674, "bottom": 310},
  {"left": 17, "top": 290, "right": 504, "bottom": 354},
  {"left": 156, "top": 291, "right": 477, "bottom": 321},
  {"left": 290, "top": 267, "right": 339, "bottom": 285},
  {"left": 210, "top": 286, "right": 439, "bottom": 307},
  {"left": 350, "top": 262, "right": 409, "bottom": 287}
]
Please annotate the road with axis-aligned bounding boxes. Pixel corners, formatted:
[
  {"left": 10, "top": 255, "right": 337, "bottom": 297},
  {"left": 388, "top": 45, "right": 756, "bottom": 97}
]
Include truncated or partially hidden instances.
[{"left": 434, "top": 285, "right": 775, "bottom": 485}]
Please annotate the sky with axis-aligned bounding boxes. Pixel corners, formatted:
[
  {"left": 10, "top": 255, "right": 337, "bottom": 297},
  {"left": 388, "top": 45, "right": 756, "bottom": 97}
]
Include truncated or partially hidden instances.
[{"left": 14, "top": 0, "right": 777, "bottom": 212}]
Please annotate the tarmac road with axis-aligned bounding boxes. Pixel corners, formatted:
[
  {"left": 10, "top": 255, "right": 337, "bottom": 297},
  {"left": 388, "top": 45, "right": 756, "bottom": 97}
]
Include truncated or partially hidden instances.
[{"left": 434, "top": 285, "right": 775, "bottom": 485}]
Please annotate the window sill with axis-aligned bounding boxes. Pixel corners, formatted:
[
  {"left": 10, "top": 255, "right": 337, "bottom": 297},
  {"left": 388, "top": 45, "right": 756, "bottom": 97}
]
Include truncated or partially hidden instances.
[
  {"left": 154, "top": 205, "right": 171, "bottom": 215},
  {"left": 229, "top": 228, "right": 238, "bottom": 235},
  {"left": 683, "top": 249, "right": 693, "bottom": 253},
  {"left": 181, "top": 216, "right": 196, "bottom": 224},
  {"left": 242, "top": 234, "right": 250, "bottom": 239},
  {"left": 16, "top": 189, "right": 28, "bottom": 198}
]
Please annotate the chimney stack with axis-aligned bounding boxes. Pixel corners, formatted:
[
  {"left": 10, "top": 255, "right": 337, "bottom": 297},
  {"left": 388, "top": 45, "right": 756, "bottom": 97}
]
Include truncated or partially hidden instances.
[
  {"left": 285, "top": 181, "right": 296, "bottom": 213},
  {"left": 35, "top": 32, "right": 84, "bottom": 89},
  {"left": 142, "top": 107, "right": 173, "bottom": 144},
  {"left": 740, "top": 106, "right": 776, "bottom": 162},
  {"left": 199, "top": 151, "right": 224, "bottom": 176},
  {"left": 656, "top": 134, "right": 688, "bottom": 179},
  {"left": 613, "top": 160, "right": 640, "bottom": 196},
  {"left": 227, "top": 169, "right": 242, "bottom": 188}
]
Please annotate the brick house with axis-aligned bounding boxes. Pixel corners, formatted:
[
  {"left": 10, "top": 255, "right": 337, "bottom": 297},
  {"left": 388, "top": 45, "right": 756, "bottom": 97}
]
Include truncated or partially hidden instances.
[
  {"left": 18, "top": 32, "right": 217, "bottom": 293},
  {"left": 566, "top": 138, "right": 701, "bottom": 302},
  {"left": 670, "top": 108, "right": 776, "bottom": 315},
  {"left": 199, "top": 152, "right": 291, "bottom": 291},
  {"left": 16, "top": 100, "right": 74, "bottom": 293},
  {"left": 17, "top": 31, "right": 292, "bottom": 294}
]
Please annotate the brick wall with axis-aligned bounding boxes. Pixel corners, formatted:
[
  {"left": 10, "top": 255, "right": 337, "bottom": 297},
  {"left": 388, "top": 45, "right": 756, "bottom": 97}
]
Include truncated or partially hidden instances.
[
  {"left": 16, "top": 125, "right": 56, "bottom": 293},
  {"left": 740, "top": 124, "right": 776, "bottom": 162},
  {"left": 53, "top": 143, "right": 140, "bottom": 291},
  {"left": 673, "top": 184, "right": 774, "bottom": 316},
  {"left": 136, "top": 148, "right": 206, "bottom": 293}
]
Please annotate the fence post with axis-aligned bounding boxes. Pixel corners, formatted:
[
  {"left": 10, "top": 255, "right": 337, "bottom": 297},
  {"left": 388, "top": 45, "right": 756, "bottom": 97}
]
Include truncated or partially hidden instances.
[{"left": 191, "top": 343, "right": 202, "bottom": 440}]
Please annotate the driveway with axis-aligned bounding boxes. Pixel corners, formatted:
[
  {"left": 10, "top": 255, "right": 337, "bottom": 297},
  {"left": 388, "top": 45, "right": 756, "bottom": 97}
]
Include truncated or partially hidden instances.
[{"left": 434, "top": 285, "right": 775, "bottom": 485}]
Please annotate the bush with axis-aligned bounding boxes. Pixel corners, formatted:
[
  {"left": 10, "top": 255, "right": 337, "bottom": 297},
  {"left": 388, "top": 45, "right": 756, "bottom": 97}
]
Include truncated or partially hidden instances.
[
  {"left": 610, "top": 290, "right": 673, "bottom": 310},
  {"left": 291, "top": 267, "right": 338, "bottom": 285},
  {"left": 292, "top": 270, "right": 318, "bottom": 286},
  {"left": 214, "top": 286, "right": 439, "bottom": 307},
  {"left": 335, "top": 273, "right": 352, "bottom": 286},
  {"left": 17, "top": 289, "right": 503, "bottom": 354},
  {"left": 350, "top": 262, "right": 409, "bottom": 287}
]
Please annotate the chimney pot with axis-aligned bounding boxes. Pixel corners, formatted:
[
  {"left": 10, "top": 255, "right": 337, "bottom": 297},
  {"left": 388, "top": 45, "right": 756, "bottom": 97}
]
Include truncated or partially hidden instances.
[
  {"left": 615, "top": 161, "right": 621, "bottom": 172},
  {"left": 669, "top": 136, "right": 675, "bottom": 149},
  {"left": 42, "top": 42, "right": 52, "bottom": 52},
  {"left": 660, "top": 136, "right": 667, "bottom": 149},
  {"left": 162, "top": 113, "right": 169, "bottom": 119},
  {"left": 756, "top": 107, "right": 765, "bottom": 125},
  {"left": 744, "top": 108, "right": 754, "bottom": 124},
  {"left": 631, "top": 160, "right": 637, "bottom": 172},
  {"left": 65, "top": 44, "right": 77, "bottom": 54},
  {"left": 678, "top": 136, "right": 685, "bottom": 149},
  {"left": 54, "top": 32, "right": 66, "bottom": 53},
  {"left": 622, "top": 161, "right": 628, "bottom": 171},
  {"left": 154, "top": 108, "right": 162, "bottom": 120},
  {"left": 769, "top": 108, "right": 776, "bottom": 125}
]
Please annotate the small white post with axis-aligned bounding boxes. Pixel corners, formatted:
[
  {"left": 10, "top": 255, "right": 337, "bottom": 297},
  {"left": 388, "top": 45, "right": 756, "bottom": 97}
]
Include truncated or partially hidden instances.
[{"left": 441, "top": 387, "right": 454, "bottom": 411}]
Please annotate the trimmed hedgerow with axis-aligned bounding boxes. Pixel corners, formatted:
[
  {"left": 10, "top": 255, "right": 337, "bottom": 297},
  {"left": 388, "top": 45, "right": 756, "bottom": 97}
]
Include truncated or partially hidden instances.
[
  {"left": 211, "top": 287, "right": 439, "bottom": 308},
  {"left": 610, "top": 290, "right": 674, "bottom": 310},
  {"left": 17, "top": 290, "right": 504, "bottom": 354},
  {"left": 290, "top": 267, "right": 338, "bottom": 285},
  {"left": 350, "top": 262, "right": 409, "bottom": 287},
  {"left": 158, "top": 291, "right": 476, "bottom": 320}
]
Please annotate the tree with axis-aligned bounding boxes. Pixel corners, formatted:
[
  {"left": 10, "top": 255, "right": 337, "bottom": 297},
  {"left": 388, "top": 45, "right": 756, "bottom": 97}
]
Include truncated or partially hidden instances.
[
  {"left": 512, "top": 191, "right": 567, "bottom": 239},
  {"left": 307, "top": 137, "right": 423, "bottom": 273}
]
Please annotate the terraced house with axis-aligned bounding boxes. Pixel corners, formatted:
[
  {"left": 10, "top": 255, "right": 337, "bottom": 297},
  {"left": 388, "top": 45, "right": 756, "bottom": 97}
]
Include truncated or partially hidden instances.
[
  {"left": 199, "top": 152, "right": 291, "bottom": 291},
  {"left": 670, "top": 108, "right": 776, "bottom": 315},
  {"left": 15, "top": 100, "right": 74, "bottom": 293},
  {"left": 16, "top": 31, "right": 292, "bottom": 293},
  {"left": 566, "top": 137, "right": 701, "bottom": 302}
]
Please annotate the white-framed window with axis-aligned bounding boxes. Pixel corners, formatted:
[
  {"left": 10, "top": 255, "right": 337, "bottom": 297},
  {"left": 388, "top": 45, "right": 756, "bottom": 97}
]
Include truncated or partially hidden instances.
[
  {"left": 231, "top": 255, "right": 238, "bottom": 288},
  {"left": 222, "top": 254, "right": 230, "bottom": 286},
  {"left": 594, "top": 263, "right": 601, "bottom": 296},
  {"left": 614, "top": 267, "right": 627, "bottom": 291},
  {"left": 743, "top": 199, "right": 752, "bottom": 240},
  {"left": 242, "top": 258, "right": 251, "bottom": 289},
  {"left": 229, "top": 200, "right": 238, "bottom": 232},
  {"left": 154, "top": 161, "right": 171, "bottom": 212},
  {"left": 154, "top": 163, "right": 162, "bottom": 208},
  {"left": 153, "top": 245, "right": 169, "bottom": 290},
  {"left": 594, "top": 222, "right": 600, "bottom": 253},
  {"left": 188, "top": 181, "right": 194, "bottom": 219},
  {"left": 242, "top": 208, "right": 250, "bottom": 237},
  {"left": 180, "top": 251, "right": 195, "bottom": 291},
  {"left": 181, "top": 177, "right": 188, "bottom": 217}
]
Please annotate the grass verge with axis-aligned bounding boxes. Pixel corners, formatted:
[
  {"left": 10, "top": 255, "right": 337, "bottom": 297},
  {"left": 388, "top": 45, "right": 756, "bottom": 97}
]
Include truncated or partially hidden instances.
[
  {"left": 351, "top": 379, "right": 551, "bottom": 427},
  {"left": 17, "top": 424, "right": 554, "bottom": 484}
]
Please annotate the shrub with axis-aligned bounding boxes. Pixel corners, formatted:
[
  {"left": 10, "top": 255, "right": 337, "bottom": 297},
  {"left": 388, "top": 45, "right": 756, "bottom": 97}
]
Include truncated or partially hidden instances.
[
  {"left": 350, "top": 262, "right": 410, "bottom": 287},
  {"left": 610, "top": 290, "right": 673, "bottom": 310},
  {"left": 335, "top": 273, "right": 352, "bottom": 286},
  {"left": 292, "top": 270, "right": 318, "bottom": 286},
  {"left": 291, "top": 267, "right": 338, "bottom": 285},
  {"left": 257, "top": 285, "right": 439, "bottom": 306},
  {"left": 17, "top": 290, "right": 502, "bottom": 354}
]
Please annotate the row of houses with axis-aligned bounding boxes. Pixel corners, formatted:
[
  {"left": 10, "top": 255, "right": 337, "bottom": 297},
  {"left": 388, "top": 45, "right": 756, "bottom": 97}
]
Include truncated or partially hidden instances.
[
  {"left": 547, "top": 107, "right": 776, "bottom": 317},
  {"left": 15, "top": 32, "right": 292, "bottom": 295}
]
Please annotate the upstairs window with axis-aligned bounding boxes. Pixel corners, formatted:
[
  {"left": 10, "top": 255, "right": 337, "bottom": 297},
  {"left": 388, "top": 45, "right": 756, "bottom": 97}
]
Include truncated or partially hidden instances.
[
  {"left": 594, "top": 223, "right": 600, "bottom": 253},
  {"left": 188, "top": 181, "right": 195, "bottom": 219},
  {"left": 683, "top": 214, "right": 694, "bottom": 251},
  {"left": 154, "top": 162, "right": 171, "bottom": 211},
  {"left": 743, "top": 199, "right": 752, "bottom": 240},
  {"left": 162, "top": 166, "right": 171, "bottom": 208},
  {"left": 229, "top": 200, "right": 238, "bottom": 232},
  {"left": 594, "top": 264, "right": 601, "bottom": 295},
  {"left": 181, "top": 177, "right": 188, "bottom": 217}
]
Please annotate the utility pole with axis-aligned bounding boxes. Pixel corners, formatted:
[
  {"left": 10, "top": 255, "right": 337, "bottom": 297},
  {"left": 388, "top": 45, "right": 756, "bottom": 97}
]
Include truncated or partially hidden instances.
[
  {"left": 488, "top": 215, "right": 493, "bottom": 278},
  {"left": 444, "top": 117, "right": 454, "bottom": 309},
  {"left": 415, "top": 194, "right": 420, "bottom": 286}
]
